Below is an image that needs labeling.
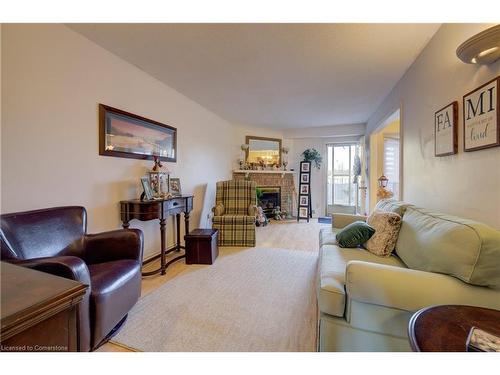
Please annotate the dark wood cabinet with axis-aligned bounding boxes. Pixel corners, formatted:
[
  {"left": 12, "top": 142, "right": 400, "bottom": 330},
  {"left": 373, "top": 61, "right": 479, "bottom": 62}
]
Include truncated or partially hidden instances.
[{"left": 0, "top": 262, "right": 87, "bottom": 352}]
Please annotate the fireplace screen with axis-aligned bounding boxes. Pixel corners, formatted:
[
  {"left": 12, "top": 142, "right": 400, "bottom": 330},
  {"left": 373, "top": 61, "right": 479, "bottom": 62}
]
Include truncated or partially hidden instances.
[{"left": 258, "top": 187, "right": 281, "bottom": 218}]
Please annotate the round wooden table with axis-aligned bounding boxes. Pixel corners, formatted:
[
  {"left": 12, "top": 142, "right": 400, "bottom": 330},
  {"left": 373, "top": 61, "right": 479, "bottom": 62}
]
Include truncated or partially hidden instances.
[{"left": 408, "top": 305, "right": 500, "bottom": 352}]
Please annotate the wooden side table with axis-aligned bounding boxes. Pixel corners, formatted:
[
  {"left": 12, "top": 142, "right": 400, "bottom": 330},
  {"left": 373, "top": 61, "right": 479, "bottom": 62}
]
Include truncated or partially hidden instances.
[
  {"left": 1, "top": 262, "right": 87, "bottom": 352},
  {"left": 120, "top": 195, "right": 194, "bottom": 276},
  {"left": 408, "top": 305, "right": 500, "bottom": 352}
]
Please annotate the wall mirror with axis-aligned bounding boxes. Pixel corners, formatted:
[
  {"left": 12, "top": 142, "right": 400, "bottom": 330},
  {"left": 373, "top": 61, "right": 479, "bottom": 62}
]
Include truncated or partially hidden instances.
[{"left": 245, "top": 135, "right": 282, "bottom": 166}]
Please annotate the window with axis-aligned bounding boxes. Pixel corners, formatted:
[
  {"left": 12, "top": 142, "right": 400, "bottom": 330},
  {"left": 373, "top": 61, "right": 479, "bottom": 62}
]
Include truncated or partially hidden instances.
[{"left": 383, "top": 136, "right": 399, "bottom": 200}]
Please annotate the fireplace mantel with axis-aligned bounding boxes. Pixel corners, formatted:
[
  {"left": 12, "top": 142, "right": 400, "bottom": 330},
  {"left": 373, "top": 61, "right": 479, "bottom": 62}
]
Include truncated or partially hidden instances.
[{"left": 233, "top": 170, "right": 297, "bottom": 178}]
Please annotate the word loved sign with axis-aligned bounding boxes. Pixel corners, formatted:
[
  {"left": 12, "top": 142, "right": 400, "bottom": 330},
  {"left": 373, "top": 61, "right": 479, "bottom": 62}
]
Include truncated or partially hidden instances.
[{"left": 463, "top": 77, "right": 499, "bottom": 151}]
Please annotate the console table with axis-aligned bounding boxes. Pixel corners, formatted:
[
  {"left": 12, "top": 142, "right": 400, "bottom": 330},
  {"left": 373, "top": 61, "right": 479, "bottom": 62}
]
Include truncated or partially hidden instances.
[{"left": 120, "top": 195, "right": 193, "bottom": 276}]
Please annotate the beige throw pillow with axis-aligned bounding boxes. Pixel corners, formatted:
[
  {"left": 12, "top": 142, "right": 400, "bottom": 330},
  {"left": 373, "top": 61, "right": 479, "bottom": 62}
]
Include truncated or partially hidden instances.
[
  {"left": 248, "top": 204, "right": 258, "bottom": 216},
  {"left": 213, "top": 203, "right": 225, "bottom": 216},
  {"left": 364, "top": 211, "right": 402, "bottom": 257}
]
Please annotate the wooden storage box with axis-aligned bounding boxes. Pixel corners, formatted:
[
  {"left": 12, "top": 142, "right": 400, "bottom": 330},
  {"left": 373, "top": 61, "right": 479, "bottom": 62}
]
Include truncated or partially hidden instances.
[{"left": 184, "top": 229, "right": 218, "bottom": 265}]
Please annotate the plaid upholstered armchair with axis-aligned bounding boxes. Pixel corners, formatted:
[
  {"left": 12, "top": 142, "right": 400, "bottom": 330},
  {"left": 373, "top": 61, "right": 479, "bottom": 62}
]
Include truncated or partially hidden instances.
[{"left": 212, "top": 180, "right": 257, "bottom": 247}]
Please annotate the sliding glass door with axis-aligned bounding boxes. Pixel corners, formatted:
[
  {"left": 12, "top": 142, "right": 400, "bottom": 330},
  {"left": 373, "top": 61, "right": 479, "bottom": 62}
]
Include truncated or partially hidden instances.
[{"left": 326, "top": 143, "right": 360, "bottom": 215}]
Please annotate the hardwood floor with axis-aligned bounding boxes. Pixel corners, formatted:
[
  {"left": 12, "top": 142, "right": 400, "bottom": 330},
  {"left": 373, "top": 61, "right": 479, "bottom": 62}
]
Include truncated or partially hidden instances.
[{"left": 97, "top": 219, "right": 327, "bottom": 352}]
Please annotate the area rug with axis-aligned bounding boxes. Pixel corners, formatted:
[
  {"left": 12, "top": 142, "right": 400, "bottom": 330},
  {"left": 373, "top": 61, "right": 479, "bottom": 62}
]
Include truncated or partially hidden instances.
[{"left": 111, "top": 247, "right": 318, "bottom": 351}]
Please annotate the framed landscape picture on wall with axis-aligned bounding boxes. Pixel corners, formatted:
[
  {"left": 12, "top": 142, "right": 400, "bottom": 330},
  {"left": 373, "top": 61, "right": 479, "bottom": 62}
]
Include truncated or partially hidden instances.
[
  {"left": 435, "top": 101, "right": 458, "bottom": 156},
  {"left": 99, "top": 104, "right": 177, "bottom": 162},
  {"left": 463, "top": 76, "right": 499, "bottom": 152}
]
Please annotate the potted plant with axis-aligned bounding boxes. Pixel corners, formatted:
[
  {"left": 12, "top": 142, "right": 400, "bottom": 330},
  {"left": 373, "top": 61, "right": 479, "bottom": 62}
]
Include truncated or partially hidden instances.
[
  {"left": 302, "top": 149, "right": 322, "bottom": 169},
  {"left": 256, "top": 187, "right": 263, "bottom": 204}
]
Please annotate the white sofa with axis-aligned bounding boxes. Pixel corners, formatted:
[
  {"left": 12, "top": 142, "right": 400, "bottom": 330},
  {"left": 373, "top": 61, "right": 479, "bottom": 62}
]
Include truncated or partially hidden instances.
[{"left": 317, "top": 199, "right": 500, "bottom": 351}]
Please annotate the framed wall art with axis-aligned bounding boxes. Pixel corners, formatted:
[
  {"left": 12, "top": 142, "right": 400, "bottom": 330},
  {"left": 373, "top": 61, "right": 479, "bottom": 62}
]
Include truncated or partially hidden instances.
[
  {"left": 245, "top": 135, "right": 282, "bottom": 166},
  {"left": 435, "top": 101, "right": 458, "bottom": 156},
  {"left": 463, "top": 76, "right": 499, "bottom": 152},
  {"left": 99, "top": 104, "right": 177, "bottom": 162},
  {"left": 299, "top": 195, "right": 309, "bottom": 207},
  {"left": 299, "top": 207, "right": 309, "bottom": 219},
  {"left": 297, "top": 161, "right": 312, "bottom": 222}
]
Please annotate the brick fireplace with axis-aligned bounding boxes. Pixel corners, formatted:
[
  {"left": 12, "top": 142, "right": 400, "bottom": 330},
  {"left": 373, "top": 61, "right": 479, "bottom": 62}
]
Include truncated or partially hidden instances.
[{"left": 232, "top": 171, "right": 296, "bottom": 218}]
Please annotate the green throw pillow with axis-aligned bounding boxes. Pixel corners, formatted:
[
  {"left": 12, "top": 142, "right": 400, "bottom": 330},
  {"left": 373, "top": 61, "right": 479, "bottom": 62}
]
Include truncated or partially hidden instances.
[{"left": 336, "top": 221, "right": 375, "bottom": 248}]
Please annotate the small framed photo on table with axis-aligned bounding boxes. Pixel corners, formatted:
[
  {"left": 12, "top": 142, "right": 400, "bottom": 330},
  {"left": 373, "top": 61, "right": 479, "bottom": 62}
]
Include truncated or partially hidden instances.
[
  {"left": 169, "top": 178, "right": 182, "bottom": 196},
  {"left": 140, "top": 176, "right": 154, "bottom": 200}
]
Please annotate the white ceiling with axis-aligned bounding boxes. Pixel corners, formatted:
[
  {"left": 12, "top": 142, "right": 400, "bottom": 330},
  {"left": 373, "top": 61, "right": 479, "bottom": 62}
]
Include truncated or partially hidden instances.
[{"left": 69, "top": 24, "right": 440, "bottom": 129}]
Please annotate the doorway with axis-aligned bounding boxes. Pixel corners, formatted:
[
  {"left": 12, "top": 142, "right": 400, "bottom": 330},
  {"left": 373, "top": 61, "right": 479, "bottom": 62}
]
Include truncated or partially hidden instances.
[
  {"left": 326, "top": 143, "right": 360, "bottom": 215},
  {"left": 369, "top": 109, "right": 402, "bottom": 212}
]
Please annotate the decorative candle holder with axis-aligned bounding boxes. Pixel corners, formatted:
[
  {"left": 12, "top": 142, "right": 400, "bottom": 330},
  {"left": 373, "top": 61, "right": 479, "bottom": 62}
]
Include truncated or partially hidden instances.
[{"left": 148, "top": 156, "right": 170, "bottom": 198}]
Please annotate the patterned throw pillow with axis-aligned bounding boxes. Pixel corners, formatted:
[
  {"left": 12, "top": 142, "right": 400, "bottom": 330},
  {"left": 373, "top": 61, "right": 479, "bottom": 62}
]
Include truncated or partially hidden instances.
[{"left": 364, "top": 211, "right": 402, "bottom": 257}]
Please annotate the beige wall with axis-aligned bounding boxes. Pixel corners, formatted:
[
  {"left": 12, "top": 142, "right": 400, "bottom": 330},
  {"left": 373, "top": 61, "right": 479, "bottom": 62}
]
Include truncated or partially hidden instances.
[
  {"left": 282, "top": 123, "right": 366, "bottom": 139},
  {"left": 367, "top": 24, "right": 500, "bottom": 228},
  {"left": 1, "top": 24, "right": 233, "bottom": 259}
]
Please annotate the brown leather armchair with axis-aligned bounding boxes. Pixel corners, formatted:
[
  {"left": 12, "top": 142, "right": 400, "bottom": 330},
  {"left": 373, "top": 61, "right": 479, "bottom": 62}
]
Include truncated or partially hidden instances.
[{"left": 0, "top": 206, "right": 143, "bottom": 351}]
